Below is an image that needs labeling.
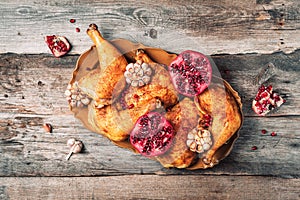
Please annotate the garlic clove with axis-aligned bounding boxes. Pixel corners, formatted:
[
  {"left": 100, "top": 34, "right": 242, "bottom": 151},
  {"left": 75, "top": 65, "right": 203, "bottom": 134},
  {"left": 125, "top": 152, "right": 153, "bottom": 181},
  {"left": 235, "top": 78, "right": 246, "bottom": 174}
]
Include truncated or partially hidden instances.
[
  {"left": 141, "top": 63, "right": 149, "bottom": 71},
  {"left": 81, "top": 98, "right": 90, "bottom": 106},
  {"left": 203, "top": 143, "right": 211, "bottom": 151},
  {"left": 64, "top": 89, "right": 72, "bottom": 96},
  {"left": 67, "top": 138, "right": 76, "bottom": 147},
  {"left": 202, "top": 129, "right": 210, "bottom": 137},
  {"left": 199, "top": 138, "right": 205, "bottom": 145},
  {"left": 196, "top": 145, "right": 204, "bottom": 153},
  {"left": 124, "top": 71, "right": 132, "bottom": 78},
  {"left": 138, "top": 80, "right": 145, "bottom": 87},
  {"left": 70, "top": 99, "right": 77, "bottom": 107},
  {"left": 141, "top": 76, "right": 150, "bottom": 84},
  {"left": 189, "top": 141, "right": 197, "bottom": 152},
  {"left": 133, "top": 63, "right": 141, "bottom": 72},
  {"left": 126, "top": 63, "right": 134, "bottom": 71},
  {"left": 131, "top": 80, "right": 139, "bottom": 87},
  {"left": 145, "top": 68, "right": 152, "bottom": 76},
  {"left": 186, "top": 139, "right": 193, "bottom": 147},
  {"left": 187, "top": 132, "right": 194, "bottom": 140},
  {"left": 137, "top": 69, "right": 144, "bottom": 77},
  {"left": 125, "top": 78, "right": 132, "bottom": 84}
]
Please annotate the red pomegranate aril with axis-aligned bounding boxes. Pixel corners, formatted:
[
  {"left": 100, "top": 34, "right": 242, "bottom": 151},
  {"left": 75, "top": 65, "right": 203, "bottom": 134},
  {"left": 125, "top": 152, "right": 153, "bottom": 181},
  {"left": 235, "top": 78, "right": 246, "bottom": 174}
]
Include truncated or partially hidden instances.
[
  {"left": 70, "top": 19, "right": 76, "bottom": 23},
  {"left": 130, "top": 112, "right": 175, "bottom": 157},
  {"left": 251, "top": 146, "right": 258, "bottom": 150},
  {"left": 127, "top": 104, "right": 134, "bottom": 109},
  {"left": 204, "top": 123, "right": 210, "bottom": 128},
  {"left": 261, "top": 129, "right": 267, "bottom": 134},
  {"left": 75, "top": 27, "right": 80, "bottom": 32},
  {"left": 168, "top": 50, "right": 212, "bottom": 97},
  {"left": 271, "top": 132, "right": 277, "bottom": 136},
  {"left": 267, "top": 85, "right": 272, "bottom": 91}
]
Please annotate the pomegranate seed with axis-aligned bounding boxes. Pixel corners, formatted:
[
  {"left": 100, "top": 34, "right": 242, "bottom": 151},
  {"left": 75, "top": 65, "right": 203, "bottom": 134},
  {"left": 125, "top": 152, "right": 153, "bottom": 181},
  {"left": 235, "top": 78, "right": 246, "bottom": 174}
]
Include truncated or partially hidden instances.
[
  {"left": 204, "top": 114, "right": 211, "bottom": 120},
  {"left": 70, "top": 19, "right": 76, "bottom": 23},
  {"left": 204, "top": 123, "right": 210, "bottom": 128},
  {"left": 261, "top": 129, "right": 267, "bottom": 134},
  {"left": 271, "top": 132, "right": 277, "bottom": 136},
  {"left": 75, "top": 27, "right": 80, "bottom": 32},
  {"left": 251, "top": 146, "right": 258, "bottom": 150},
  {"left": 127, "top": 104, "right": 134, "bottom": 109},
  {"left": 133, "top": 94, "right": 139, "bottom": 99}
]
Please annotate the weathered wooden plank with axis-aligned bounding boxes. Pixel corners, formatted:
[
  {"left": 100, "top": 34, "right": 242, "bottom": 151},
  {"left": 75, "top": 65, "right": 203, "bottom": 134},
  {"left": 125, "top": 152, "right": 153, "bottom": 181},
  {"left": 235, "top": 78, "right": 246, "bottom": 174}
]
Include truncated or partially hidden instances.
[
  {"left": 0, "top": 0, "right": 299, "bottom": 55},
  {"left": 1, "top": 114, "right": 299, "bottom": 177},
  {"left": 0, "top": 175, "right": 299, "bottom": 200},
  {"left": 0, "top": 51, "right": 299, "bottom": 177}
]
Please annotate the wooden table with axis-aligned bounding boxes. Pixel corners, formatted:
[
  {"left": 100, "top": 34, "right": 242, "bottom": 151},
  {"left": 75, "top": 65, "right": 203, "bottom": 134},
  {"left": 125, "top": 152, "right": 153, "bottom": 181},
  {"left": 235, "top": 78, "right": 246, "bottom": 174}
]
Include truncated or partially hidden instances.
[{"left": 1, "top": 0, "right": 299, "bottom": 199}]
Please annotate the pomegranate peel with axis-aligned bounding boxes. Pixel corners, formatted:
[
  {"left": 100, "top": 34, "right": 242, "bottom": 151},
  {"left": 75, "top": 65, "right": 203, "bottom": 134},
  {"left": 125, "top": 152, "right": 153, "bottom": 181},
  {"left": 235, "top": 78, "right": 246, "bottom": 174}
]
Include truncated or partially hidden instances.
[{"left": 45, "top": 35, "right": 71, "bottom": 58}]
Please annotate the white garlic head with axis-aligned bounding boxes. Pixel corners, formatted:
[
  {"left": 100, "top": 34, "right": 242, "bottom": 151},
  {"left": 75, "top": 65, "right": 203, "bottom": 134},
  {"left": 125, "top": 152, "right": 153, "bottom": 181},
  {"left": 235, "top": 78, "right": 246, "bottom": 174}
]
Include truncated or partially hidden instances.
[
  {"left": 124, "top": 62, "right": 152, "bottom": 87},
  {"left": 186, "top": 128, "right": 213, "bottom": 154},
  {"left": 65, "top": 82, "right": 91, "bottom": 108}
]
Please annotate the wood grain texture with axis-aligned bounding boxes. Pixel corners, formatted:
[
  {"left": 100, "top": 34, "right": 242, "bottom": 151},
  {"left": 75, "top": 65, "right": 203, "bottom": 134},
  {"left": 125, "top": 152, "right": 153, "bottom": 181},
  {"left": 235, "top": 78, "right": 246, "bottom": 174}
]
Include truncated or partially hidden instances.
[
  {"left": 0, "top": 0, "right": 299, "bottom": 55},
  {"left": 0, "top": 51, "right": 299, "bottom": 178},
  {"left": 1, "top": 175, "right": 300, "bottom": 200},
  {"left": 1, "top": 0, "right": 300, "bottom": 199}
]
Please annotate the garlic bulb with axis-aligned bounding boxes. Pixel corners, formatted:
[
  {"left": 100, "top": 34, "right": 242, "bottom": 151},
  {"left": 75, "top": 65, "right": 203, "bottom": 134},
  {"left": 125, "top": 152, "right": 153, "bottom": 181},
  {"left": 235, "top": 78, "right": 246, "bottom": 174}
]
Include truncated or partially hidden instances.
[
  {"left": 124, "top": 62, "right": 152, "bottom": 87},
  {"left": 186, "top": 129, "right": 212, "bottom": 154},
  {"left": 65, "top": 82, "right": 91, "bottom": 108}
]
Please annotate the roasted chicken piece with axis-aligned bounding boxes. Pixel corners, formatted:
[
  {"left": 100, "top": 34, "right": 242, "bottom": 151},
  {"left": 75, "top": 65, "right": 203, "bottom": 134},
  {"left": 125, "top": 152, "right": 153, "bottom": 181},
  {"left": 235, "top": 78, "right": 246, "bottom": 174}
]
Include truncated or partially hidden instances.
[
  {"left": 86, "top": 23, "right": 128, "bottom": 108},
  {"left": 156, "top": 78, "right": 242, "bottom": 169},
  {"left": 189, "top": 77, "right": 243, "bottom": 169},
  {"left": 156, "top": 98, "right": 198, "bottom": 168}
]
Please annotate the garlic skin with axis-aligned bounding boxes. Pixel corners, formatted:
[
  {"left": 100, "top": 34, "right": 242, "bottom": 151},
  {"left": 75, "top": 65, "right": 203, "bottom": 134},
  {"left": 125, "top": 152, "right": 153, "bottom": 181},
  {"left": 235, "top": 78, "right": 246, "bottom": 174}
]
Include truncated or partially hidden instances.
[
  {"left": 124, "top": 62, "right": 152, "bottom": 87},
  {"left": 186, "top": 128, "right": 213, "bottom": 154}
]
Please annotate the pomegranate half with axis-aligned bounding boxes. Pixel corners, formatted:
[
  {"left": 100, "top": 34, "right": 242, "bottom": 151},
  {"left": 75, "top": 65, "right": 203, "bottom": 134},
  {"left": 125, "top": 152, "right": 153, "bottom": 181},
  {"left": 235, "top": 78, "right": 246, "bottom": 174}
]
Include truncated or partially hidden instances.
[
  {"left": 168, "top": 50, "right": 212, "bottom": 97},
  {"left": 130, "top": 112, "right": 175, "bottom": 157}
]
